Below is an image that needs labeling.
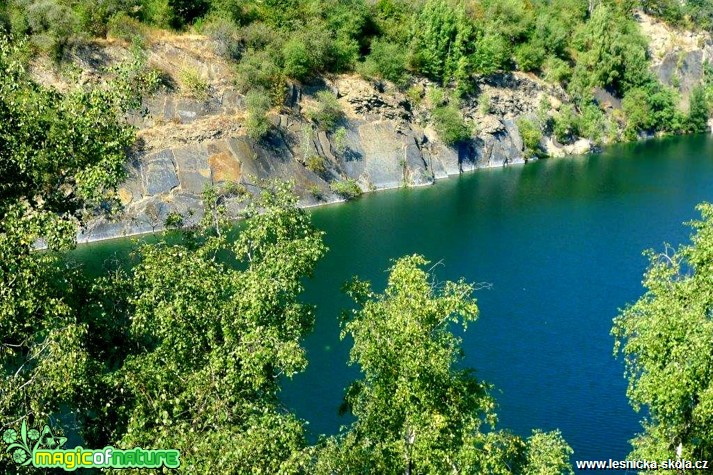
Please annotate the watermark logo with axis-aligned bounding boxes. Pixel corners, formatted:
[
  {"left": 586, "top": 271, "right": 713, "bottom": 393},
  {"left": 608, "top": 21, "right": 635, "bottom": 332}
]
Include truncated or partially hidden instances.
[{"left": 3, "top": 420, "right": 180, "bottom": 471}]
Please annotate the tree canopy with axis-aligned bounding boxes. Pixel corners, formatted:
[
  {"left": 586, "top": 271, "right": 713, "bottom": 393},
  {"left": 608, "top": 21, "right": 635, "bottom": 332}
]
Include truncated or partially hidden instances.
[{"left": 613, "top": 203, "right": 713, "bottom": 469}]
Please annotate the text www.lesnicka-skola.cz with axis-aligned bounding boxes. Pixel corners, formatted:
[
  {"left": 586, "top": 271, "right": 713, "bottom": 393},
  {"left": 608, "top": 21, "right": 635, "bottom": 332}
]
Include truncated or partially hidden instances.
[{"left": 576, "top": 459, "right": 709, "bottom": 470}]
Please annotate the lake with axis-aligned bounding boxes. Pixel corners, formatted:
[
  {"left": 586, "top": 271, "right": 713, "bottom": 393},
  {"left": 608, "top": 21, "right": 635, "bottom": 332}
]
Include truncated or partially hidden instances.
[{"left": 72, "top": 134, "right": 713, "bottom": 473}]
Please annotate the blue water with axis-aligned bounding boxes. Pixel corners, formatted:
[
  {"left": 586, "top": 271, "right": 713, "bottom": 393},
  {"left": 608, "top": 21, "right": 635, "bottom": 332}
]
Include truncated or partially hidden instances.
[
  {"left": 279, "top": 135, "right": 713, "bottom": 472},
  {"left": 73, "top": 134, "right": 713, "bottom": 472}
]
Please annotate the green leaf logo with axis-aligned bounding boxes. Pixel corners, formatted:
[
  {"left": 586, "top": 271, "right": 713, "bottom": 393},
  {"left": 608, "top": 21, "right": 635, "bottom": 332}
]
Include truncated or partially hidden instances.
[{"left": 3, "top": 421, "right": 65, "bottom": 466}]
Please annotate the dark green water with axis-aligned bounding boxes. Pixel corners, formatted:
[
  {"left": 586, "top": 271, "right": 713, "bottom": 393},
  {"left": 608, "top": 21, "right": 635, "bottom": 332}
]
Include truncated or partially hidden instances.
[{"left": 72, "top": 135, "right": 713, "bottom": 472}]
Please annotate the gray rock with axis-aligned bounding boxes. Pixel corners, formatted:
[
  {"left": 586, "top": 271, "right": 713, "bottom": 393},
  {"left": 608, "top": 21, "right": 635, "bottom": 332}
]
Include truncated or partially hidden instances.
[
  {"left": 142, "top": 150, "right": 179, "bottom": 196},
  {"left": 173, "top": 145, "right": 212, "bottom": 193}
]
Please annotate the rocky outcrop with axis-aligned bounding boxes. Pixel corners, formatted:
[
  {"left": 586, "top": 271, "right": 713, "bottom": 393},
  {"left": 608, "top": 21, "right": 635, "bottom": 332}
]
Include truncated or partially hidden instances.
[
  {"left": 638, "top": 11, "right": 713, "bottom": 109},
  {"left": 26, "top": 14, "right": 709, "bottom": 242}
]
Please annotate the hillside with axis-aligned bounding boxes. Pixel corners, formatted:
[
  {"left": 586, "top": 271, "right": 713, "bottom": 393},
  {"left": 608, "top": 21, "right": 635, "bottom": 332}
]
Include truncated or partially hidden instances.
[{"left": 4, "top": 2, "right": 713, "bottom": 241}]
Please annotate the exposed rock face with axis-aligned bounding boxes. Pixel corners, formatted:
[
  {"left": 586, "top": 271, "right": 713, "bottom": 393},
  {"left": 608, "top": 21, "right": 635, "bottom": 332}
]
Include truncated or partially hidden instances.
[
  {"left": 27, "top": 14, "right": 707, "bottom": 243},
  {"left": 637, "top": 11, "right": 713, "bottom": 109}
]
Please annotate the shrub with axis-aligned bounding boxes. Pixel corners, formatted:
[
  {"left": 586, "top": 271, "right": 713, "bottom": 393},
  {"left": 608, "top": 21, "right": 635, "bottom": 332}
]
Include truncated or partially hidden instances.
[
  {"left": 282, "top": 37, "right": 314, "bottom": 81},
  {"left": 179, "top": 67, "right": 209, "bottom": 100},
  {"left": 578, "top": 103, "right": 605, "bottom": 143},
  {"left": 305, "top": 155, "right": 327, "bottom": 174},
  {"left": 201, "top": 15, "right": 242, "bottom": 61},
  {"left": 330, "top": 179, "right": 362, "bottom": 200},
  {"left": 543, "top": 55, "right": 572, "bottom": 85},
  {"left": 332, "top": 127, "right": 348, "bottom": 154},
  {"left": 138, "top": 0, "right": 174, "bottom": 28},
  {"left": 107, "top": 11, "right": 146, "bottom": 43},
  {"left": 516, "top": 117, "right": 542, "bottom": 158},
  {"left": 308, "top": 185, "right": 324, "bottom": 201},
  {"left": 235, "top": 49, "right": 284, "bottom": 102},
  {"left": 478, "top": 93, "right": 492, "bottom": 115},
  {"left": 245, "top": 89, "right": 271, "bottom": 140},
  {"left": 553, "top": 104, "right": 580, "bottom": 144},
  {"left": 471, "top": 30, "right": 511, "bottom": 76},
  {"left": 514, "top": 41, "right": 546, "bottom": 72},
  {"left": 167, "top": 0, "right": 209, "bottom": 28},
  {"left": 688, "top": 85, "right": 710, "bottom": 133},
  {"left": 308, "top": 90, "right": 343, "bottom": 131},
  {"left": 359, "top": 38, "right": 408, "bottom": 85},
  {"left": 433, "top": 104, "right": 470, "bottom": 146}
]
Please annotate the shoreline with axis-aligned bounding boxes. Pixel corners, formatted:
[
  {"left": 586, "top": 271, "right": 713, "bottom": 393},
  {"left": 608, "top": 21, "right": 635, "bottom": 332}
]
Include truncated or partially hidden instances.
[{"left": 76, "top": 156, "right": 530, "bottom": 246}]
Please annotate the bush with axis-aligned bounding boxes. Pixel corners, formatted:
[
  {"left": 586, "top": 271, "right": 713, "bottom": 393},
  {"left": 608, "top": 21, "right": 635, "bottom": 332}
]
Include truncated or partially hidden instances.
[
  {"left": 432, "top": 104, "right": 470, "bottom": 146},
  {"left": 471, "top": 30, "right": 511, "bottom": 76},
  {"left": 330, "top": 179, "right": 362, "bottom": 200},
  {"left": 179, "top": 67, "right": 209, "bottom": 100},
  {"left": 282, "top": 37, "right": 313, "bottom": 81},
  {"left": 138, "top": 0, "right": 174, "bottom": 28},
  {"left": 201, "top": 15, "right": 242, "bottom": 61},
  {"left": 308, "top": 90, "right": 343, "bottom": 131},
  {"left": 514, "top": 41, "right": 546, "bottom": 72},
  {"left": 107, "top": 11, "right": 146, "bottom": 42},
  {"left": 308, "top": 185, "right": 324, "bottom": 201},
  {"left": 688, "top": 85, "right": 710, "bottom": 133},
  {"left": 578, "top": 103, "right": 605, "bottom": 143},
  {"left": 305, "top": 155, "right": 327, "bottom": 174},
  {"left": 245, "top": 89, "right": 271, "bottom": 140},
  {"left": 553, "top": 104, "right": 579, "bottom": 144},
  {"left": 517, "top": 117, "right": 542, "bottom": 158},
  {"left": 14, "top": 0, "right": 82, "bottom": 60},
  {"left": 359, "top": 38, "right": 408, "bottom": 85},
  {"left": 167, "top": 0, "right": 209, "bottom": 28},
  {"left": 543, "top": 55, "right": 572, "bottom": 85},
  {"left": 332, "top": 127, "right": 348, "bottom": 154},
  {"left": 235, "top": 49, "right": 284, "bottom": 102}
]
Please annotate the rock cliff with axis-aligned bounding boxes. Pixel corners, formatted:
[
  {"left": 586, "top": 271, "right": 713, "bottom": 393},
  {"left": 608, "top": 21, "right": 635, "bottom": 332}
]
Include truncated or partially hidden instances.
[{"left": 27, "top": 13, "right": 712, "bottom": 242}]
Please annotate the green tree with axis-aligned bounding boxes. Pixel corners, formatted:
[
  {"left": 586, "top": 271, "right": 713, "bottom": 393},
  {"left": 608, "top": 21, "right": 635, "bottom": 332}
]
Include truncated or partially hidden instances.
[
  {"left": 570, "top": 4, "right": 650, "bottom": 98},
  {"left": 313, "top": 255, "right": 573, "bottom": 474},
  {"left": 360, "top": 38, "right": 408, "bottom": 85},
  {"left": 432, "top": 103, "right": 470, "bottom": 146},
  {"left": 0, "top": 35, "right": 137, "bottom": 469},
  {"left": 517, "top": 117, "right": 543, "bottom": 159},
  {"left": 613, "top": 203, "right": 713, "bottom": 467},
  {"left": 688, "top": 85, "right": 710, "bottom": 133},
  {"left": 105, "top": 183, "right": 326, "bottom": 473},
  {"left": 410, "top": 0, "right": 476, "bottom": 89}
]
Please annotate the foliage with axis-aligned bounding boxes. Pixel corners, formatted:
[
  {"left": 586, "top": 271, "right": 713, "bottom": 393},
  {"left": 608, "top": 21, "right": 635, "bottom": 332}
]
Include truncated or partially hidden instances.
[
  {"left": 613, "top": 203, "right": 713, "bottom": 467},
  {"left": 305, "top": 155, "right": 327, "bottom": 174},
  {"left": 244, "top": 88, "right": 271, "bottom": 141},
  {"left": 308, "top": 90, "right": 343, "bottom": 131},
  {"left": 359, "top": 38, "right": 408, "bottom": 85},
  {"left": 553, "top": 104, "right": 580, "bottom": 144},
  {"left": 0, "top": 35, "right": 137, "bottom": 469},
  {"left": 470, "top": 29, "right": 511, "bottom": 77},
  {"left": 432, "top": 103, "right": 470, "bottom": 146},
  {"left": 107, "top": 183, "right": 326, "bottom": 473},
  {"left": 332, "top": 126, "right": 348, "bottom": 155},
  {"left": 200, "top": 14, "right": 242, "bottom": 61},
  {"left": 311, "top": 255, "right": 574, "bottom": 474},
  {"left": 410, "top": 0, "right": 476, "bottom": 90},
  {"left": 107, "top": 11, "right": 147, "bottom": 43},
  {"left": 688, "top": 85, "right": 710, "bottom": 133},
  {"left": 622, "top": 83, "right": 685, "bottom": 139},
  {"left": 569, "top": 4, "right": 651, "bottom": 99},
  {"left": 178, "top": 67, "right": 209, "bottom": 100},
  {"left": 517, "top": 117, "right": 543, "bottom": 159},
  {"left": 330, "top": 179, "right": 362, "bottom": 200}
]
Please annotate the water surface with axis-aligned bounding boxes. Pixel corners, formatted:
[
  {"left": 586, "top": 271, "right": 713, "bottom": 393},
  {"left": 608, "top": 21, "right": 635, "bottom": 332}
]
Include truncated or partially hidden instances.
[{"left": 74, "top": 135, "right": 713, "bottom": 472}]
